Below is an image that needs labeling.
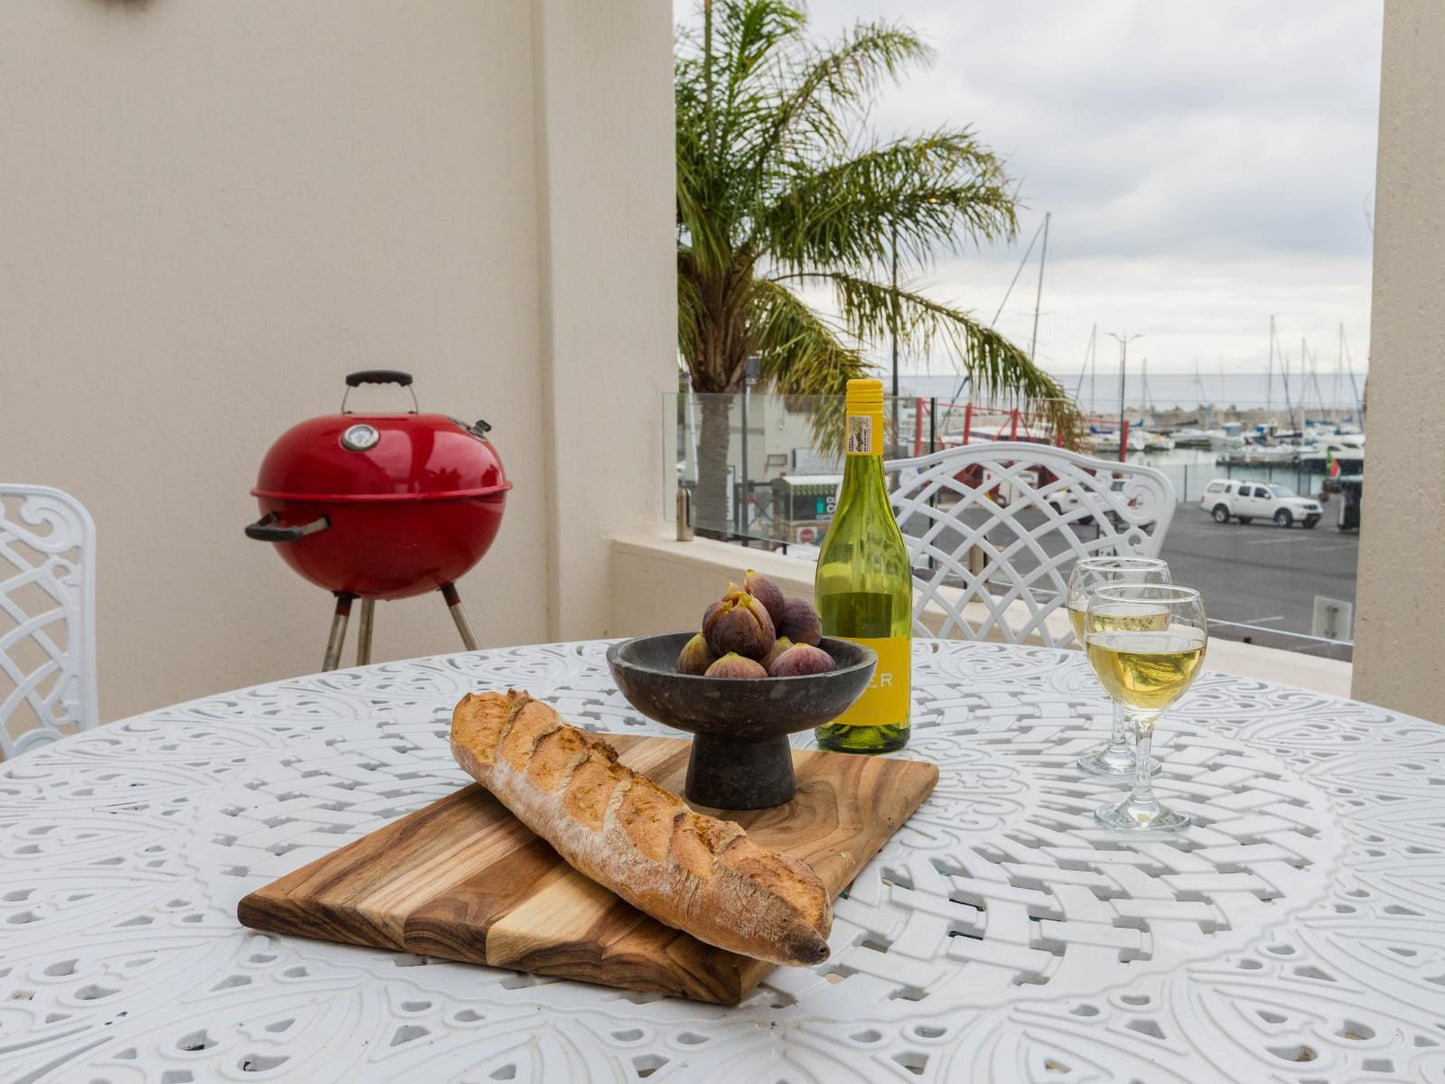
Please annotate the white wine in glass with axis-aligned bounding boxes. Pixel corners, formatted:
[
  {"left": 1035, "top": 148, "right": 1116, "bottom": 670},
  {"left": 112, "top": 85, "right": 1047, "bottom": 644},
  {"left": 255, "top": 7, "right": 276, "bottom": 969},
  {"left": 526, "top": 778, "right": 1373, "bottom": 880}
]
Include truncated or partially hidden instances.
[
  {"left": 1086, "top": 583, "right": 1207, "bottom": 832},
  {"left": 1086, "top": 630, "right": 1206, "bottom": 711},
  {"left": 1065, "top": 556, "right": 1170, "bottom": 776},
  {"left": 1072, "top": 605, "right": 1171, "bottom": 640}
]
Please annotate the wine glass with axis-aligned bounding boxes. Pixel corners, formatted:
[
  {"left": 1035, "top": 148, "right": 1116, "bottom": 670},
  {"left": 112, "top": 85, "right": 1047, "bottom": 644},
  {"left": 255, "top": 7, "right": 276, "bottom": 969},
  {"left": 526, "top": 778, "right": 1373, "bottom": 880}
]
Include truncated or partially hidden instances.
[
  {"left": 1067, "top": 556, "right": 1171, "bottom": 776},
  {"left": 1085, "top": 583, "right": 1207, "bottom": 832}
]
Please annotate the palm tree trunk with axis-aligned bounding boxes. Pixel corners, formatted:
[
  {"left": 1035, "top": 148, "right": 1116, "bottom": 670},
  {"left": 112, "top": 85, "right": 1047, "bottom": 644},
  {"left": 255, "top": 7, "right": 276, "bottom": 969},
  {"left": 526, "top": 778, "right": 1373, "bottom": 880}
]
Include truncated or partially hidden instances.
[{"left": 695, "top": 393, "right": 734, "bottom": 533}]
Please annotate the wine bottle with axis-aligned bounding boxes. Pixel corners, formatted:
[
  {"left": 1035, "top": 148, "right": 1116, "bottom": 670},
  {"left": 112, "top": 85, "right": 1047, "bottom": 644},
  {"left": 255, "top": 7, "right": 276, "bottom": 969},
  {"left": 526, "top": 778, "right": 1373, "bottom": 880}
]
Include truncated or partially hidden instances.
[{"left": 814, "top": 379, "right": 912, "bottom": 753}]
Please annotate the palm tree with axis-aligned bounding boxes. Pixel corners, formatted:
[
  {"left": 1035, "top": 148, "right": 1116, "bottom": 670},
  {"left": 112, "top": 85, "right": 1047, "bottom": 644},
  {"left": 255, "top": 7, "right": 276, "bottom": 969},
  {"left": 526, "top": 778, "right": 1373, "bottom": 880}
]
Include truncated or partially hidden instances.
[{"left": 676, "top": 0, "right": 1076, "bottom": 531}]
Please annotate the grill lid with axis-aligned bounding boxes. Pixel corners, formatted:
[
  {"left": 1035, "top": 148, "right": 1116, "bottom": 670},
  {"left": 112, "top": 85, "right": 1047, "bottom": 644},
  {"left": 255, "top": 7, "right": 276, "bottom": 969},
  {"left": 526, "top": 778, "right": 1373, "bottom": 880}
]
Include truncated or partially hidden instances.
[{"left": 252, "top": 373, "right": 510, "bottom": 503}]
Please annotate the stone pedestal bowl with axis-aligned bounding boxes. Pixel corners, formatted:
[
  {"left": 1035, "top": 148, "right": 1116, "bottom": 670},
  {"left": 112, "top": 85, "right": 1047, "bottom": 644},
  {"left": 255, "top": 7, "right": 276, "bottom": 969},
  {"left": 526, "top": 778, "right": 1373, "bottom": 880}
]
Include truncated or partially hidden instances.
[{"left": 606, "top": 633, "right": 877, "bottom": 809}]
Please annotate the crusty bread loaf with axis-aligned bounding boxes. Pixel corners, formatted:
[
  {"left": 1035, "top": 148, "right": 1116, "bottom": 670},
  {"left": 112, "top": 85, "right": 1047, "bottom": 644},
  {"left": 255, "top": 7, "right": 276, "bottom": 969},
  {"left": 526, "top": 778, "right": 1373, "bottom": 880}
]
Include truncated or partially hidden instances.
[{"left": 450, "top": 689, "right": 831, "bottom": 966}]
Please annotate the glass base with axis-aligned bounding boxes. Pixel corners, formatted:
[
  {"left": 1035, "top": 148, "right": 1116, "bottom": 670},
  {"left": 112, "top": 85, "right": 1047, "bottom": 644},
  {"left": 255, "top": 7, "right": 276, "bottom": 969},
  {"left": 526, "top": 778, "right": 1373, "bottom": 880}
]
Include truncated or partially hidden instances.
[
  {"left": 1094, "top": 798, "right": 1191, "bottom": 832},
  {"left": 1077, "top": 744, "right": 1158, "bottom": 777}
]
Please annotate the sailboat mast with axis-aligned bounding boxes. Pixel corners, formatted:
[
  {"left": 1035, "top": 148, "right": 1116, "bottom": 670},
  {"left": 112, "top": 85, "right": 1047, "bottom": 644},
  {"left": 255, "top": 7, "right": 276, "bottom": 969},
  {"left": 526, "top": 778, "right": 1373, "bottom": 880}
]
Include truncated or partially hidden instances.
[
  {"left": 1074, "top": 323, "right": 1097, "bottom": 409},
  {"left": 1343, "top": 328, "right": 1363, "bottom": 421},
  {"left": 1279, "top": 337, "right": 1296, "bottom": 430},
  {"left": 1266, "top": 315, "right": 1275, "bottom": 417},
  {"left": 1028, "top": 212, "right": 1051, "bottom": 361},
  {"left": 1308, "top": 340, "right": 1325, "bottom": 421},
  {"left": 1336, "top": 323, "right": 1345, "bottom": 424}
]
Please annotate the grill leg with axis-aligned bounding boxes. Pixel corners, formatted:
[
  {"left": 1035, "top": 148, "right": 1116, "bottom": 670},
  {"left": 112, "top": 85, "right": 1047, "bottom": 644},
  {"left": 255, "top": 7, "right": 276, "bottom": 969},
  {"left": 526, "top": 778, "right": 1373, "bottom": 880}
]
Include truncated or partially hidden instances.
[
  {"left": 440, "top": 582, "right": 479, "bottom": 651},
  {"left": 355, "top": 598, "right": 375, "bottom": 666},
  {"left": 322, "top": 593, "right": 355, "bottom": 672}
]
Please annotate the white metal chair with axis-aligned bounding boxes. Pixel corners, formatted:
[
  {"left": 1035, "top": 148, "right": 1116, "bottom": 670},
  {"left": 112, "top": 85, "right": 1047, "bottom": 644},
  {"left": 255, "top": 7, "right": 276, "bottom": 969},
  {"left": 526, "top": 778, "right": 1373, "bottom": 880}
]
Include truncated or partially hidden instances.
[
  {"left": 0, "top": 485, "right": 98, "bottom": 758},
  {"left": 886, "top": 442, "right": 1175, "bottom": 647}
]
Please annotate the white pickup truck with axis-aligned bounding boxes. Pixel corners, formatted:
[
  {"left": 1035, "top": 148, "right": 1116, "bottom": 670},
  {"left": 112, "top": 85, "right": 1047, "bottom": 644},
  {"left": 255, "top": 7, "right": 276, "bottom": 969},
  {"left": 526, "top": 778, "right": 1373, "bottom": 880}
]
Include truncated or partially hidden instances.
[{"left": 1200, "top": 479, "right": 1322, "bottom": 528}]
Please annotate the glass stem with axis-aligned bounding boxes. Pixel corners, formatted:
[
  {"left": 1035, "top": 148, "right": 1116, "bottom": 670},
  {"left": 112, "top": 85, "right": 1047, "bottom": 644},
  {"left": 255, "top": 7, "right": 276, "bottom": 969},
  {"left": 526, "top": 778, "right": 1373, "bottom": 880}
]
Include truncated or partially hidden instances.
[
  {"left": 1130, "top": 710, "right": 1162, "bottom": 809},
  {"left": 1107, "top": 702, "right": 1131, "bottom": 754}
]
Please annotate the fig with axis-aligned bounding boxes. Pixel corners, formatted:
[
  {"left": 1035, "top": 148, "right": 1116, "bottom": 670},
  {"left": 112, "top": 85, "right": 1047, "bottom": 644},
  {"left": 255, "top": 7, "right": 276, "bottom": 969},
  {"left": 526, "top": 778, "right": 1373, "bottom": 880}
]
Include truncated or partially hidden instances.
[
  {"left": 705, "top": 652, "right": 768, "bottom": 679},
  {"left": 760, "top": 636, "right": 795, "bottom": 671},
  {"left": 777, "top": 596, "right": 822, "bottom": 646},
  {"left": 701, "top": 597, "right": 725, "bottom": 632},
  {"left": 699, "top": 584, "right": 743, "bottom": 637},
  {"left": 701, "top": 589, "right": 776, "bottom": 659},
  {"left": 744, "top": 569, "right": 787, "bottom": 627},
  {"left": 768, "top": 644, "right": 835, "bottom": 677},
  {"left": 676, "top": 632, "right": 719, "bottom": 675}
]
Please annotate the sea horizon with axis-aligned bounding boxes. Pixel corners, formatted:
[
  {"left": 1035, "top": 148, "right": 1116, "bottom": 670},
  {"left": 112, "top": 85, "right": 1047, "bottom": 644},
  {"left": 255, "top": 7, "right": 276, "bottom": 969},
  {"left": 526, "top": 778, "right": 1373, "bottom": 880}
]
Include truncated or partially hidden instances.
[{"left": 896, "top": 369, "right": 1366, "bottom": 415}]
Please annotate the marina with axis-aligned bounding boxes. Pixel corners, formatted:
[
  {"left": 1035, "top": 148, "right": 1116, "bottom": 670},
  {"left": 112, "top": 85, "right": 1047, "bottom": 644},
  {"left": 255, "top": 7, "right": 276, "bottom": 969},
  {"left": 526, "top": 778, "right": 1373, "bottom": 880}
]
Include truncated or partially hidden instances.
[
  {"left": 675, "top": 388, "right": 1362, "bottom": 657},
  {"left": 884, "top": 397, "right": 1365, "bottom": 500}
]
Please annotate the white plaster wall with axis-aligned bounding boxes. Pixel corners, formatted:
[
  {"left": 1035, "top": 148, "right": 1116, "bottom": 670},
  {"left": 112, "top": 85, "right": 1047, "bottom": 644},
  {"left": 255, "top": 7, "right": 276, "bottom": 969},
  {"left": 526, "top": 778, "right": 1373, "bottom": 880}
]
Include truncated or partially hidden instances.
[
  {"left": 1353, "top": 0, "right": 1445, "bottom": 722},
  {"left": 533, "top": 0, "right": 678, "bottom": 638},
  {"left": 0, "top": 0, "right": 673, "bottom": 721}
]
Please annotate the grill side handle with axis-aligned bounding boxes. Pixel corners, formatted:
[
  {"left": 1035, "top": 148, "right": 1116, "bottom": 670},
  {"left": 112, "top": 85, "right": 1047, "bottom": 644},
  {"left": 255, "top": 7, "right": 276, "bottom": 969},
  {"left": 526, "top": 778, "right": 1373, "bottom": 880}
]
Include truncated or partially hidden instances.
[{"left": 245, "top": 513, "right": 331, "bottom": 543}]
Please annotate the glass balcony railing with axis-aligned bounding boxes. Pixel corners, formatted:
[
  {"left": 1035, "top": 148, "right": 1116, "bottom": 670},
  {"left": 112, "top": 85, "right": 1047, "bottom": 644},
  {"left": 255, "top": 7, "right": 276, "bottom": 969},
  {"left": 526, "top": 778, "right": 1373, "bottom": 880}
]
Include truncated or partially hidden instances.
[{"left": 666, "top": 389, "right": 1361, "bottom": 662}]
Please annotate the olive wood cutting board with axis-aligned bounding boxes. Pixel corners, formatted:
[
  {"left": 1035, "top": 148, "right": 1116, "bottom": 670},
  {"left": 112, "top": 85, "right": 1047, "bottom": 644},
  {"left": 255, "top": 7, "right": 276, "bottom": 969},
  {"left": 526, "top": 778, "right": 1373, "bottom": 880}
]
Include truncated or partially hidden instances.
[{"left": 238, "top": 734, "right": 938, "bottom": 1004}]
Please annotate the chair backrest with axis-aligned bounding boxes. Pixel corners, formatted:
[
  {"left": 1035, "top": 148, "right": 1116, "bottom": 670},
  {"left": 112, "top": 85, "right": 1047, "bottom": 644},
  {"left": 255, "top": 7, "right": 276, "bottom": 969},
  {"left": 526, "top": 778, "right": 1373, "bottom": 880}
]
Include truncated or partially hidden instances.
[
  {"left": 0, "top": 485, "right": 98, "bottom": 757},
  {"left": 886, "top": 441, "right": 1175, "bottom": 646}
]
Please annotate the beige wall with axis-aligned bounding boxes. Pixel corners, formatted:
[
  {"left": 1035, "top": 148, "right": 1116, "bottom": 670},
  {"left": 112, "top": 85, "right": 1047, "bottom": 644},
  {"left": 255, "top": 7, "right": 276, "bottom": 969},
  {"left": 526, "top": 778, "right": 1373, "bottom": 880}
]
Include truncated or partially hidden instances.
[
  {"left": 0, "top": 0, "right": 674, "bottom": 721},
  {"left": 1353, "top": 1, "right": 1445, "bottom": 721},
  {"left": 534, "top": 0, "right": 678, "bottom": 636}
]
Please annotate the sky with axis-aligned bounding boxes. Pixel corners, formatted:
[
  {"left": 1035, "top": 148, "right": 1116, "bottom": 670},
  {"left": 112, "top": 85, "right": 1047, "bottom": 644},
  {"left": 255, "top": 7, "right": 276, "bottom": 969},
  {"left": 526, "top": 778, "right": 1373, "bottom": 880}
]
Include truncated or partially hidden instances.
[{"left": 673, "top": 0, "right": 1383, "bottom": 381}]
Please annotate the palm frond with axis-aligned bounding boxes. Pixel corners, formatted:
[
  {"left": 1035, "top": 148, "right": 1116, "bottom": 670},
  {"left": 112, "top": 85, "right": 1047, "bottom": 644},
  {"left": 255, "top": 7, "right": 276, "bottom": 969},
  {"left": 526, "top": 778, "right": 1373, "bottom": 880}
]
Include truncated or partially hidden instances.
[
  {"left": 758, "top": 21, "right": 930, "bottom": 166},
  {"left": 777, "top": 270, "right": 1080, "bottom": 439},
  {"left": 748, "top": 278, "right": 869, "bottom": 395},
  {"left": 757, "top": 130, "right": 1018, "bottom": 275},
  {"left": 677, "top": 251, "right": 706, "bottom": 367}
]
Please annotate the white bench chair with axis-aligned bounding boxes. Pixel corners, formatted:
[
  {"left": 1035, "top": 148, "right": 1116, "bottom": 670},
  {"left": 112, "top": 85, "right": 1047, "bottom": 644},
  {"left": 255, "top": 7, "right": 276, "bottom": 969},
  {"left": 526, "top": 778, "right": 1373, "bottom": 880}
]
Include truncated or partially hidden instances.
[
  {"left": 0, "top": 484, "right": 98, "bottom": 757},
  {"left": 886, "top": 442, "right": 1175, "bottom": 647}
]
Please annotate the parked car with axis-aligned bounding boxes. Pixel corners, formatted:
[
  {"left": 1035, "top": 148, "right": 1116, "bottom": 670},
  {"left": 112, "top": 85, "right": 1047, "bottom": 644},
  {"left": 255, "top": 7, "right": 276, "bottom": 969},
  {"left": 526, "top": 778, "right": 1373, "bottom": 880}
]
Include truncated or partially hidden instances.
[{"left": 1200, "top": 479, "right": 1322, "bottom": 528}]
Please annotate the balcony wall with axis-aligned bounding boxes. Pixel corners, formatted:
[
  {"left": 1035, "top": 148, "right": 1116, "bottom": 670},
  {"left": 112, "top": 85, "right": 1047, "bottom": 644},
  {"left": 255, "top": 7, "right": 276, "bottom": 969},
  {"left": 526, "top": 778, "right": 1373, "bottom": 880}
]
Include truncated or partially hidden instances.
[
  {"left": 0, "top": 0, "right": 675, "bottom": 720},
  {"left": 1353, "top": 1, "right": 1445, "bottom": 720}
]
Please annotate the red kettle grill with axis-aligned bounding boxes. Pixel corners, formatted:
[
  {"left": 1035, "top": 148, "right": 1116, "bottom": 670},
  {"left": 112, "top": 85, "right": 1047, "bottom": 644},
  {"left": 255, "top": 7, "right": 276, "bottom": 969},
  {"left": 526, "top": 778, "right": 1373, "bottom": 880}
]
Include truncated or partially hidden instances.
[{"left": 245, "top": 370, "right": 511, "bottom": 669}]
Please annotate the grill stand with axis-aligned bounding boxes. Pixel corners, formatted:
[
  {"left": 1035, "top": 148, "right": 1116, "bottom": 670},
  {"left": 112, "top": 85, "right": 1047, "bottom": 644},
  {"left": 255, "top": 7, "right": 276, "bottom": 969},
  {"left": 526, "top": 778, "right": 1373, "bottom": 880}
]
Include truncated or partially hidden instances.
[
  {"left": 355, "top": 599, "right": 375, "bottom": 666},
  {"left": 320, "top": 583, "right": 477, "bottom": 672},
  {"left": 322, "top": 594, "right": 355, "bottom": 671},
  {"left": 441, "top": 581, "right": 479, "bottom": 652}
]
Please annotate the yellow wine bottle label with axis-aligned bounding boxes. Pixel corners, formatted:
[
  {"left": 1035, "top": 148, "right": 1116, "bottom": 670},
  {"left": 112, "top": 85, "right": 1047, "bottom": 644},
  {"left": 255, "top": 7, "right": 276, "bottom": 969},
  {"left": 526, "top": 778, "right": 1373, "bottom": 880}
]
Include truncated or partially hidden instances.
[{"left": 828, "top": 635, "right": 910, "bottom": 727}]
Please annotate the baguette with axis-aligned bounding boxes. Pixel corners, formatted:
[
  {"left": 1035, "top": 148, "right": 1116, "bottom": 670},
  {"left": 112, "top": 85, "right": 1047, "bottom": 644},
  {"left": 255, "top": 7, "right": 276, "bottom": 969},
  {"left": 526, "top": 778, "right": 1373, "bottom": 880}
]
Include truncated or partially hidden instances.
[{"left": 450, "top": 689, "right": 831, "bottom": 966}]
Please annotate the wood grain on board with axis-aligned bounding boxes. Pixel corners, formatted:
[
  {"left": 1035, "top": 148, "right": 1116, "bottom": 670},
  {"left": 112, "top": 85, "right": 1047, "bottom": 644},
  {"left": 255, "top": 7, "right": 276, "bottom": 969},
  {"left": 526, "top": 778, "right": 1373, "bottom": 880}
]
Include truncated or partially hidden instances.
[{"left": 239, "top": 734, "right": 938, "bottom": 1004}]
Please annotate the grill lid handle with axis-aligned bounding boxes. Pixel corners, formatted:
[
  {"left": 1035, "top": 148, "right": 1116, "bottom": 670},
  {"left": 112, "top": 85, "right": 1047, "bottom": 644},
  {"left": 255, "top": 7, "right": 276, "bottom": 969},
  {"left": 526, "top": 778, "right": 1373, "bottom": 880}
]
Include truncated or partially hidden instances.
[
  {"left": 341, "top": 370, "right": 419, "bottom": 414},
  {"left": 346, "top": 370, "right": 413, "bottom": 387}
]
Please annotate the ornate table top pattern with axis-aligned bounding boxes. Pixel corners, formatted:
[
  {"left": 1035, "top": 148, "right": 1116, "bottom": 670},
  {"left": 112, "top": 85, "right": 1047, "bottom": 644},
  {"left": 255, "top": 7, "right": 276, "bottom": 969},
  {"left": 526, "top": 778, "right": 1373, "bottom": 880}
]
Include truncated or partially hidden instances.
[{"left": 1, "top": 640, "right": 1443, "bottom": 1083}]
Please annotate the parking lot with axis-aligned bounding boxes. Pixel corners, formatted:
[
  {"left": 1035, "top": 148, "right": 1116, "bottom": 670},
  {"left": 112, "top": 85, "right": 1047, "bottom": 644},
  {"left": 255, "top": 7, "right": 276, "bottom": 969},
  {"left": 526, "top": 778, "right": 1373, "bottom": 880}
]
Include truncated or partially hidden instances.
[{"left": 1161, "top": 501, "right": 1358, "bottom": 659}]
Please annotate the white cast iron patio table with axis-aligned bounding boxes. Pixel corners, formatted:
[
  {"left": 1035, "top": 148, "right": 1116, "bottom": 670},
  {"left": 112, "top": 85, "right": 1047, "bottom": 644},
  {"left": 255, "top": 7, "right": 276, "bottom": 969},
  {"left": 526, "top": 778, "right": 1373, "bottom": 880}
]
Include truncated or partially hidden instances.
[{"left": 1, "top": 639, "right": 1442, "bottom": 1083}]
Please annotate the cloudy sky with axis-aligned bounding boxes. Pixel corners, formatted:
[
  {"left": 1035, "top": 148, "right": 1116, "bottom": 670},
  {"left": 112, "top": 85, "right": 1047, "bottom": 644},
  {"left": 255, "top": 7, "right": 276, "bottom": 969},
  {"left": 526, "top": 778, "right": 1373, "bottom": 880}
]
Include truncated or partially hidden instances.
[{"left": 675, "top": 0, "right": 1382, "bottom": 384}]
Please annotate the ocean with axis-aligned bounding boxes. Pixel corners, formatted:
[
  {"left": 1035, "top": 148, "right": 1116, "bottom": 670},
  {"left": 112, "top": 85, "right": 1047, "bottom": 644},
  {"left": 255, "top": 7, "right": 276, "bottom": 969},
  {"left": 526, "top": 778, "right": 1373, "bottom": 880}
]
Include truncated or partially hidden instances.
[{"left": 898, "top": 370, "right": 1366, "bottom": 416}]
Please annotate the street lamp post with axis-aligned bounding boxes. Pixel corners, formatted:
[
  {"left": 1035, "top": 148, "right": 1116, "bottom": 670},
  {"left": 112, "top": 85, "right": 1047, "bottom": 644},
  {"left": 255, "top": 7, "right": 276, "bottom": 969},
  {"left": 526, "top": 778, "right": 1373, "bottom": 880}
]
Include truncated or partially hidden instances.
[
  {"left": 890, "top": 218, "right": 900, "bottom": 457},
  {"left": 1107, "top": 331, "right": 1143, "bottom": 462}
]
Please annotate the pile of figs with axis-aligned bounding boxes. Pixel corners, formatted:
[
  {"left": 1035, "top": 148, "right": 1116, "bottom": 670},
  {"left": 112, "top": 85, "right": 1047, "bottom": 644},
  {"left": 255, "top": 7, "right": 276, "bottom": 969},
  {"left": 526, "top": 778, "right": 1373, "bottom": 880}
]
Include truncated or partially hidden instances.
[{"left": 677, "top": 570, "right": 836, "bottom": 679}]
